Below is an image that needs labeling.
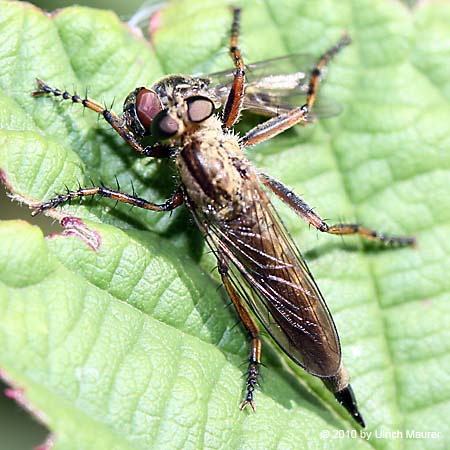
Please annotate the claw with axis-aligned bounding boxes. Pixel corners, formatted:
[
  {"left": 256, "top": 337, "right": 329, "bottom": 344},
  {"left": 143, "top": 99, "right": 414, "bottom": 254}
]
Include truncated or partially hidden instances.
[
  {"left": 30, "top": 205, "right": 43, "bottom": 217},
  {"left": 239, "top": 399, "right": 256, "bottom": 411}
]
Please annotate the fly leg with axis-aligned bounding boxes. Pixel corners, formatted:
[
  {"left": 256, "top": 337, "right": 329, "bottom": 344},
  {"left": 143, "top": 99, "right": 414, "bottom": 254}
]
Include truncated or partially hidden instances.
[
  {"left": 31, "top": 184, "right": 183, "bottom": 216},
  {"left": 222, "top": 7, "right": 246, "bottom": 129},
  {"left": 304, "top": 33, "right": 351, "bottom": 112},
  {"left": 260, "top": 173, "right": 415, "bottom": 246},
  {"left": 218, "top": 259, "right": 261, "bottom": 410},
  {"left": 32, "top": 79, "right": 172, "bottom": 158},
  {"left": 241, "top": 35, "right": 351, "bottom": 147}
]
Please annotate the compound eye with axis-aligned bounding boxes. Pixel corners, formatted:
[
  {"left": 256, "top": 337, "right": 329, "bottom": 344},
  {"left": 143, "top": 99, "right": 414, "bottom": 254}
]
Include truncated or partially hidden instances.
[
  {"left": 186, "top": 96, "right": 214, "bottom": 123},
  {"left": 152, "top": 110, "right": 179, "bottom": 139},
  {"left": 136, "top": 89, "right": 162, "bottom": 129}
]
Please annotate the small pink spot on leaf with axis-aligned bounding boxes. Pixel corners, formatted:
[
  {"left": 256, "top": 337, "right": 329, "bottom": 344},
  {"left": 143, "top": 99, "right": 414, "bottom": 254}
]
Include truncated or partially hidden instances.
[
  {"left": 48, "top": 216, "right": 102, "bottom": 251},
  {"left": 149, "top": 9, "right": 162, "bottom": 36}
]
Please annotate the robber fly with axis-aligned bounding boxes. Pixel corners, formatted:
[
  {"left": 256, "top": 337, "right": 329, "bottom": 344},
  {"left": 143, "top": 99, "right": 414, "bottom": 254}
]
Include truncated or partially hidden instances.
[{"left": 31, "top": 8, "right": 415, "bottom": 428}]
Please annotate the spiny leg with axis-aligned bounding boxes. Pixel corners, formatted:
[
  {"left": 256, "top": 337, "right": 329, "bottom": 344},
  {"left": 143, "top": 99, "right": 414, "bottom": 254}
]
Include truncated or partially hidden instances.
[
  {"left": 305, "top": 33, "right": 351, "bottom": 112},
  {"left": 222, "top": 7, "right": 246, "bottom": 129},
  {"left": 218, "top": 259, "right": 261, "bottom": 410},
  {"left": 32, "top": 184, "right": 184, "bottom": 216},
  {"left": 32, "top": 79, "right": 172, "bottom": 158},
  {"left": 260, "top": 173, "right": 415, "bottom": 246},
  {"left": 241, "top": 104, "right": 309, "bottom": 147},
  {"left": 241, "top": 34, "right": 351, "bottom": 147}
]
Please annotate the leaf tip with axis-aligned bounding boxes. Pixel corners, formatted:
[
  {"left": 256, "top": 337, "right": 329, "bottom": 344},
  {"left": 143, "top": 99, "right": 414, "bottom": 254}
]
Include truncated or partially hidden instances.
[
  {"left": 35, "top": 434, "right": 56, "bottom": 450},
  {"left": 1, "top": 368, "right": 48, "bottom": 425},
  {"left": 0, "top": 169, "right": 11, "bottom": 190}
]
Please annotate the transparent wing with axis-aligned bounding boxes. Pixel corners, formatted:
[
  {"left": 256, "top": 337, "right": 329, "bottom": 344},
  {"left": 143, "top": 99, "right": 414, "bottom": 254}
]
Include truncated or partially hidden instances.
[
  {"left": 207, "top": 53, "right": 314, "bottom": 89},
  {"left": 205, "top": 54, "right": 342, "bottom": 118},
  {"left": 241, "top": 91, "right": 342, "bottom": 119},
  {"left": 189, "top": 176, "right": 341, "bottom": 377}
]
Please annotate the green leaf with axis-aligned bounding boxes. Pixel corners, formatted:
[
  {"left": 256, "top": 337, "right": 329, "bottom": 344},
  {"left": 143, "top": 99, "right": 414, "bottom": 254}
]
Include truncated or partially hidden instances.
[{"left": 0, "top": 0, "right": 449, "bottom": 449}]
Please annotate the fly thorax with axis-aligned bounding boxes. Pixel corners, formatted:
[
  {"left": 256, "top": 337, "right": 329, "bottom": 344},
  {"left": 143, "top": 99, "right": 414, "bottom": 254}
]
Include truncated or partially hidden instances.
[{"left": 177, "top": 128, "right": 244, "bottom": 220}]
